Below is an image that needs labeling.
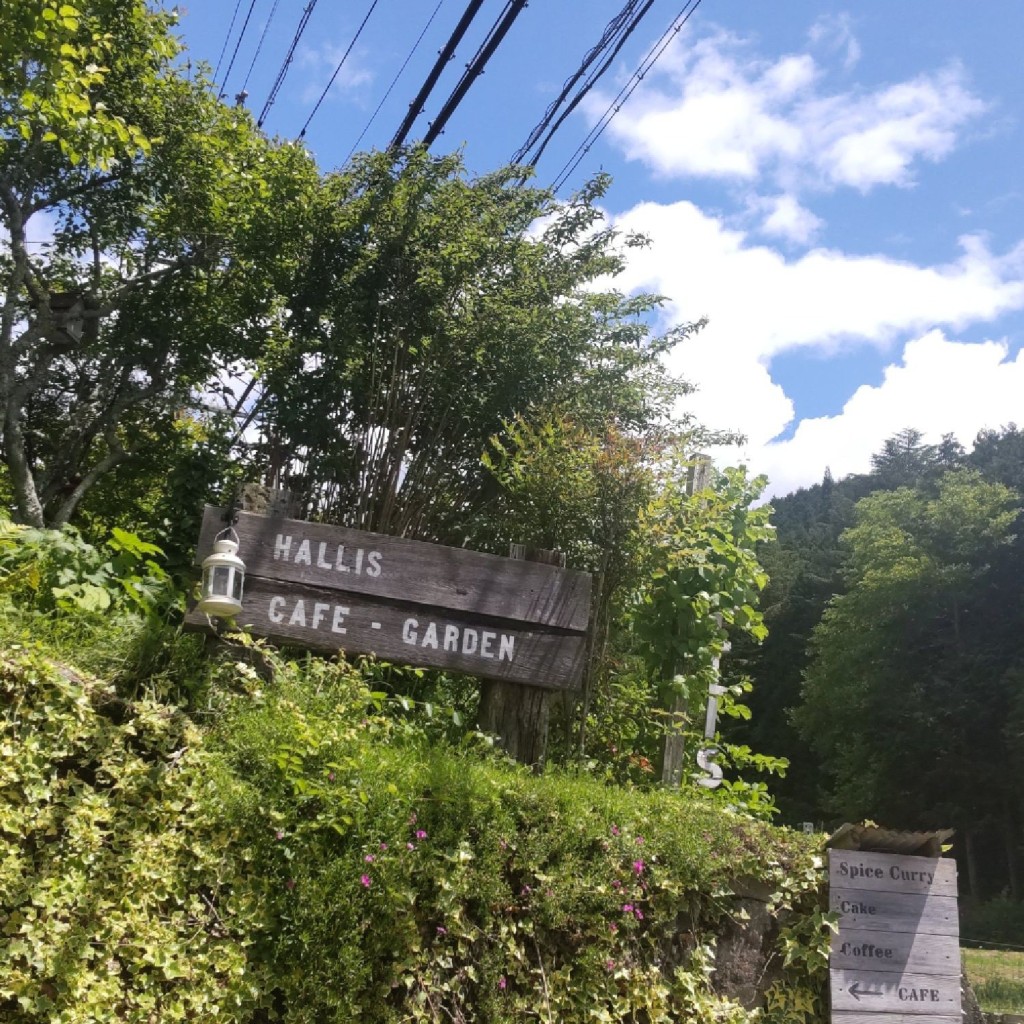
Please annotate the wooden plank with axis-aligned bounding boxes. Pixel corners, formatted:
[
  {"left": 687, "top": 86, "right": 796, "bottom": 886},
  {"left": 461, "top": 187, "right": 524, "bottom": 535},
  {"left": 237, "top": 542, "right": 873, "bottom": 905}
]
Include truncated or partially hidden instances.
[
  {"left": 830, "top": 969, "right": 961, "bottom": 1014},
  {"left": 830, "top": 928, "right": 961, "bottom": 976},
  {"left": 830, "top": 888, "right": 959, "bottom": 937},
  {"left": 196, "top": 508, "right": 591, "bottom": 632},
  {"left": 830, "top": 850, "right": 957, "bottom": 898},
  {"left": 185, "top": 576, "right": 587, "bottom": 690},
  {"left": 833, "top": 1012, "right": 961, "bottom": 1024}
]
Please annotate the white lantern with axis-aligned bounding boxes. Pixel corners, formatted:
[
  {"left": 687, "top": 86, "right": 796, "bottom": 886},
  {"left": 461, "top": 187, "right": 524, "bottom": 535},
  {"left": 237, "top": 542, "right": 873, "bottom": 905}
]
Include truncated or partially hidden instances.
[{"left": 198, "top": 530, "right": 245, "bottom": 617}]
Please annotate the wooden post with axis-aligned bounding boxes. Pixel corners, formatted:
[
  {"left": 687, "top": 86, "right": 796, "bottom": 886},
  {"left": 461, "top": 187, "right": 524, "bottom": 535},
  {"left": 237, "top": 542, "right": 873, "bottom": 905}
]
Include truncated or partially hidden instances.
[
  {"left": 660, "top": 455, "right": 713, "bottom": 788},
  {"left": 477, "top": 543, "right": 565, "bottom": 769}
]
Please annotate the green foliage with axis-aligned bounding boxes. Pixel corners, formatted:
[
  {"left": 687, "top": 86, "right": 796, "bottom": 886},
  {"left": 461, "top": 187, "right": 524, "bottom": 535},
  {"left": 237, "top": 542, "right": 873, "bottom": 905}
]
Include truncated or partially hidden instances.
[
  {"left": 962, "top": 898, "right": 1024, "bottom": 946},
  {"left": 0, "top": 626, "right": 829, "bottom": 1024},
  {"left": 0, "top": 647, "right": 264, "bottom": 1022},
  {"left": 0, "top": 519, "right": 172, "bottom": 616},
  {"left": 1, "top": 0, "right": 320, "bottom": 528},
  {"left": 795, "top": 469, "right": 1022, "bottom": 835}
]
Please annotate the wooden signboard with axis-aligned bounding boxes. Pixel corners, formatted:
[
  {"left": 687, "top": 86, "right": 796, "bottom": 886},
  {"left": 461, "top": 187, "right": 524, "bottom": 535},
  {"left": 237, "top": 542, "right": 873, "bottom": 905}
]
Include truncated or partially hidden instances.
[
  {"left": 188, "top": 507, "right": 592, "bottom": 690},
  {"left": 829, "top": 849, "right": 961, "bottom": 1024}
]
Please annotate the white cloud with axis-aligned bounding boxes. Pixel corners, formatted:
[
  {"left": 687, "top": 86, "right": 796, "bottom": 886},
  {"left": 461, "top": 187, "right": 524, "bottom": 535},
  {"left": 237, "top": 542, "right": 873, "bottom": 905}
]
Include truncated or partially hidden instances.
[
  {"left": 590, "top": 29, "right": 985, "bottom": 195},
  {"left": 604, "top": 199, "right": 1024, "bottom": 482},
  {"left": 754, "top": 332, "right": 1024, "bottom": 496},
  {"left": 755, "top": 194, "right": 823, "bottom": 245},
  {"left": 297, "top": 42, "right": 374, "bottom": 103},
  {"left": 808, "top": 14, "right": 862, "bottom": 72}
]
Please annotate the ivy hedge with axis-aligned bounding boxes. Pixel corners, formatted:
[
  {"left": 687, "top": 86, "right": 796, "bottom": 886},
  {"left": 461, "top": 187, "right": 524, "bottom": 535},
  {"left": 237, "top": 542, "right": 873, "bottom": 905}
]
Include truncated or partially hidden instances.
[{"left": 0, "top": 640, "right": 830, "bottom": 1023}]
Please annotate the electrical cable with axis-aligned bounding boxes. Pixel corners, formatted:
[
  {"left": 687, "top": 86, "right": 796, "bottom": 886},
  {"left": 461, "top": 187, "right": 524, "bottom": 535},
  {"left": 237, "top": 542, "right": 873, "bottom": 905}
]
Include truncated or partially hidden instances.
[
  {"left": 258, "top": 0, "right": 321, "bottom": 128},
  {"left": 522, "top": 0, "right": 657, "bottom": 170},
  {"left": 550, "top": 0, "right": 704, "bottom": 193},
  {"left": 219, "top": 0, "right": 260, "bottom": 96},
  {"left": 299, "top": 0, "right": 383, "bottom": 139},
  {"left": 344, "top": 0, "right": 445, "bottom": 165},
  {"left": 421, "top": 0, "right": 529, "bottom": 148},
  {"left": 240, "top": 0, "right": 282, "bottom": 96},
  {"left": 213, "top": 0, "right": 244, "bottom": 85},
  {"left": 510, "top": 0, "right": 643, "bottom": 165},
  {"left": 388, "top": 0, "right": 485, "bottom": 152}
]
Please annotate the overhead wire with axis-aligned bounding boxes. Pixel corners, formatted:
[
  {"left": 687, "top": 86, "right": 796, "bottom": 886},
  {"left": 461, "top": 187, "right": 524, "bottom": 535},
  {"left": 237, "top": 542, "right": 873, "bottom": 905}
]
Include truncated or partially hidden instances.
[
  {"left": 550, "top": 0, "right": 705, "bottom": 193},
  {"left": 258, "top": 0, "right": 321, "bottom": 128},
  {"left": 388, "top": 0, "right": 486, "bottom": 152},
  {"left": 510, "top": 0, "right": 644, "bottom": 166},
  {"left": 519, "top": 0, "right": 658, "bottom": 170},
  {"left": 240, "top": 0, "right": 282, "bottom": 96},
  {"left": 212, "top": 0, "right": 244, "bottom": 86},
  {"left": 421, "top": 0, "right": 529, "bottom": 148},
  {"left": 299, "top": 0, "right": 384, "bottom": 139},
  {"left": 344, "top": 0, "right": 446, "bottom": 165},
  {"left": 218, "top": 0, "right": 260, "bottom": 96}
]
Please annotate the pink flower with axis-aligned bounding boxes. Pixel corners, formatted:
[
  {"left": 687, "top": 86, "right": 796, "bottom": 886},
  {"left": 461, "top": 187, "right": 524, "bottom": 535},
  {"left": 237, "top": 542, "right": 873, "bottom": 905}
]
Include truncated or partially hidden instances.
[
  {"left": 498, "top": 976, "right": 507, "bottom": 991},
  {"left": 407, "top": 842, "right": 415, "bottom": 851},
  {"left": 360, "top": 874, "right": 371, "bottom": 888},
  {"left": 635, "top": 836, "right": 644, "bottom": 846},
  {"left": 379, "top": 842, "right": 388, "bottom": 851},
  {"left": 437, "top": 926, "right": 447, "bottom": 935},
  {"left": 327, "top": 771, "right": 336, "bottom": 782},
  {"left": 611, "top": 880, "right": 621, "bottom": 889},
  {"left": 275, "top": 830, "right": 285, "bottom": 841},
  {"left": 633, "top": 859, "right": 645, "bottom": 874},
  {"left": 622, "top": 903, "right": 633, "bottom": 913},
  {"left": 608, "top": 922, "right": 618, "bottom": 934},
  {"left": 364, "top": 854, "right": 376, "bottom": 863},
  {"left": 605, "top": 959, "right": 616, "bottom": 972},
  {"left": 635, "top": 908, "right": 644, "bottom": 920},
  {"left": 610, "top": 824, "right": 620, "bottom": 836},
  {"left": 415, "top": 829, "right": 427, "bottom": 840}
]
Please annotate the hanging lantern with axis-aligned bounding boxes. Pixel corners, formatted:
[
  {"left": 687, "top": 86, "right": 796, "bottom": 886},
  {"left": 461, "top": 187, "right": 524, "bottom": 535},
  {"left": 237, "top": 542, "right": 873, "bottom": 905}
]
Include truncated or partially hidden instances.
[{"left": 198, "top": 529, "right": 245, "bottom": 617}]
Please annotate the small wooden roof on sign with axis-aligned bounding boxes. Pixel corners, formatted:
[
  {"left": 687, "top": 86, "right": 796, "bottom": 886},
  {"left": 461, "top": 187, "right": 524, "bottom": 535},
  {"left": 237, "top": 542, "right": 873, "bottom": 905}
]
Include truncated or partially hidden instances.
[{"left": 825, "top": 823, "right": 955, "bottom": 858}]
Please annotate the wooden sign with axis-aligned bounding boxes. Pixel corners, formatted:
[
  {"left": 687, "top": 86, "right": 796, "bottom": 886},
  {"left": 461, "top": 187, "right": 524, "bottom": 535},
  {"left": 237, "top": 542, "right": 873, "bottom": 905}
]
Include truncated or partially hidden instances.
[
  {"left": 189, "top": 507, "right": 591, "bottom": 690},
  {"left": 829, "top": 849, "right": 960, "bottom": 1024}
]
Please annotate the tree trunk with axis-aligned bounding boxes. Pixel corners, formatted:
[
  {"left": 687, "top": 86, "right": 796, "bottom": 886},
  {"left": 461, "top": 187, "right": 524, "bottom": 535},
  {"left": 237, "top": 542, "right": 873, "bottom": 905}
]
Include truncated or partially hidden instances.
[{"left": 477, "top": 544, "right": 564, "bottom": 770}]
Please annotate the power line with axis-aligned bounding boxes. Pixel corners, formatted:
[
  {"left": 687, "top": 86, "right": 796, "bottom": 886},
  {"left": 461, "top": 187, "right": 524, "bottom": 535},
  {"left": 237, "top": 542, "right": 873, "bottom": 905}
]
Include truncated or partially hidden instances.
[
  {"left": 344, "top": 0, "right": 445, "bottom": 165},
  {"left": 510, "top": 0, "right": 644, "bottom": 166},
  {"left": 388, "top": 0, "right": 486, "bottom": 152},
  {"left": 213, "top": 0, "right": 244, "bottom": 85},
  {"left": 421, "top": 0, "right": 529, "bottom": 149},
  {"left": 240, "top": 0, "right": 282, "bottom": 96},
  {"left": 517, "top": 0, "right": 658, "bottom": 170},
  {"left": 299, "top": 0, "right": 384, "bottom": 139},
  {"left": 258, "top": 0, "right": 321, "bottom": 129},
  {"left": 550, "top": 0, "right": 704, "bottom": 193},
  {"left": 219, "top": 0, "right": 260, "bottom": 96}
]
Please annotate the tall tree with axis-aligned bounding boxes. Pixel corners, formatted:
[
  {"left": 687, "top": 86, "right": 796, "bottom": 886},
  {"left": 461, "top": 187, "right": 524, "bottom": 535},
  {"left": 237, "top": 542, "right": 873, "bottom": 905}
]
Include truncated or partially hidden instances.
[
  {"left": 794, "top": 469, "right": 1024, "bottom": 895},
  {"left": 0, "top": 0, "right": 318, "bottom": 526},
  {"left": 249, "top": 152, "right": 701, "bottom": 544}
]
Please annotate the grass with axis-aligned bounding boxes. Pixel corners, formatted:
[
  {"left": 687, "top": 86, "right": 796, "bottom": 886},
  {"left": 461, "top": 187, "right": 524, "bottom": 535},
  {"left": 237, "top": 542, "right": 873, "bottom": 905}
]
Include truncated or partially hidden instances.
[{"left": 963, "top": 948, "right": 1024, "bottom": 1014}]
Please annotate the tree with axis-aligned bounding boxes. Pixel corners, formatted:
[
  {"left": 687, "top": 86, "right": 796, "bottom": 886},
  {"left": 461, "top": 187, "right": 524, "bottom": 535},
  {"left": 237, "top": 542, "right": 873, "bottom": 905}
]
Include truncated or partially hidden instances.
[
  {"left": 794, "top": 469, "right": 1024, "bottom": 895},
  {"left": 248, "top": 152, "right": 702, "bottom": 543},
  {"left": 0, "top": 0, "right": 319, "bottom": 527}
]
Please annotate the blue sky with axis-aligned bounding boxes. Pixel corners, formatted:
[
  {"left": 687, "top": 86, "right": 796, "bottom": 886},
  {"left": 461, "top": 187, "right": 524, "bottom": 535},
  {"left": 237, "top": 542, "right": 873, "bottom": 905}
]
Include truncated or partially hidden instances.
[{"left": 175, "top": 1, "right": 1024, "bottom": 496}]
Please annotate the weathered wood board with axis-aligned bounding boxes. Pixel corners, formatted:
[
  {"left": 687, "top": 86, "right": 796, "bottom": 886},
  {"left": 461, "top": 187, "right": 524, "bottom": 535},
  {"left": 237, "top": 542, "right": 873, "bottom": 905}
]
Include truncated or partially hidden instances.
[
  {"left": 196, "top": 507, "right": 591, "bottom": 632},
  {"left": 830, "top": 927, "right": 960, "bottom": 976},
  {"left": 830, "top": 969, "right": 961, "bottom": 1014},
  {"left": 830, "top": 850, "right": 957, "bottom": 898},
  {"left": 833, "top": 1014, "right": 961, "bottom": 1024},
  {"left": 829, "top": 887, "right": 959, "bottom": 936},
  {"left": 829, "top": 850, "right": 961, "bottom": 1024},
  {"left": 186, "top": 576, "right": 588, "bottom": 690}
]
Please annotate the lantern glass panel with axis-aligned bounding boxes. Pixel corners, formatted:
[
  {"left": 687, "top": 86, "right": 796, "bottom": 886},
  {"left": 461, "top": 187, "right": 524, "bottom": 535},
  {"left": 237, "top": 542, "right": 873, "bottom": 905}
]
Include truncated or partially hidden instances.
[
  {"left": 208, "top": 565, "right": 233, "bottom": 597},
  {"left": 231, "top": 569, "right": 243, "bottom": 601}
]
